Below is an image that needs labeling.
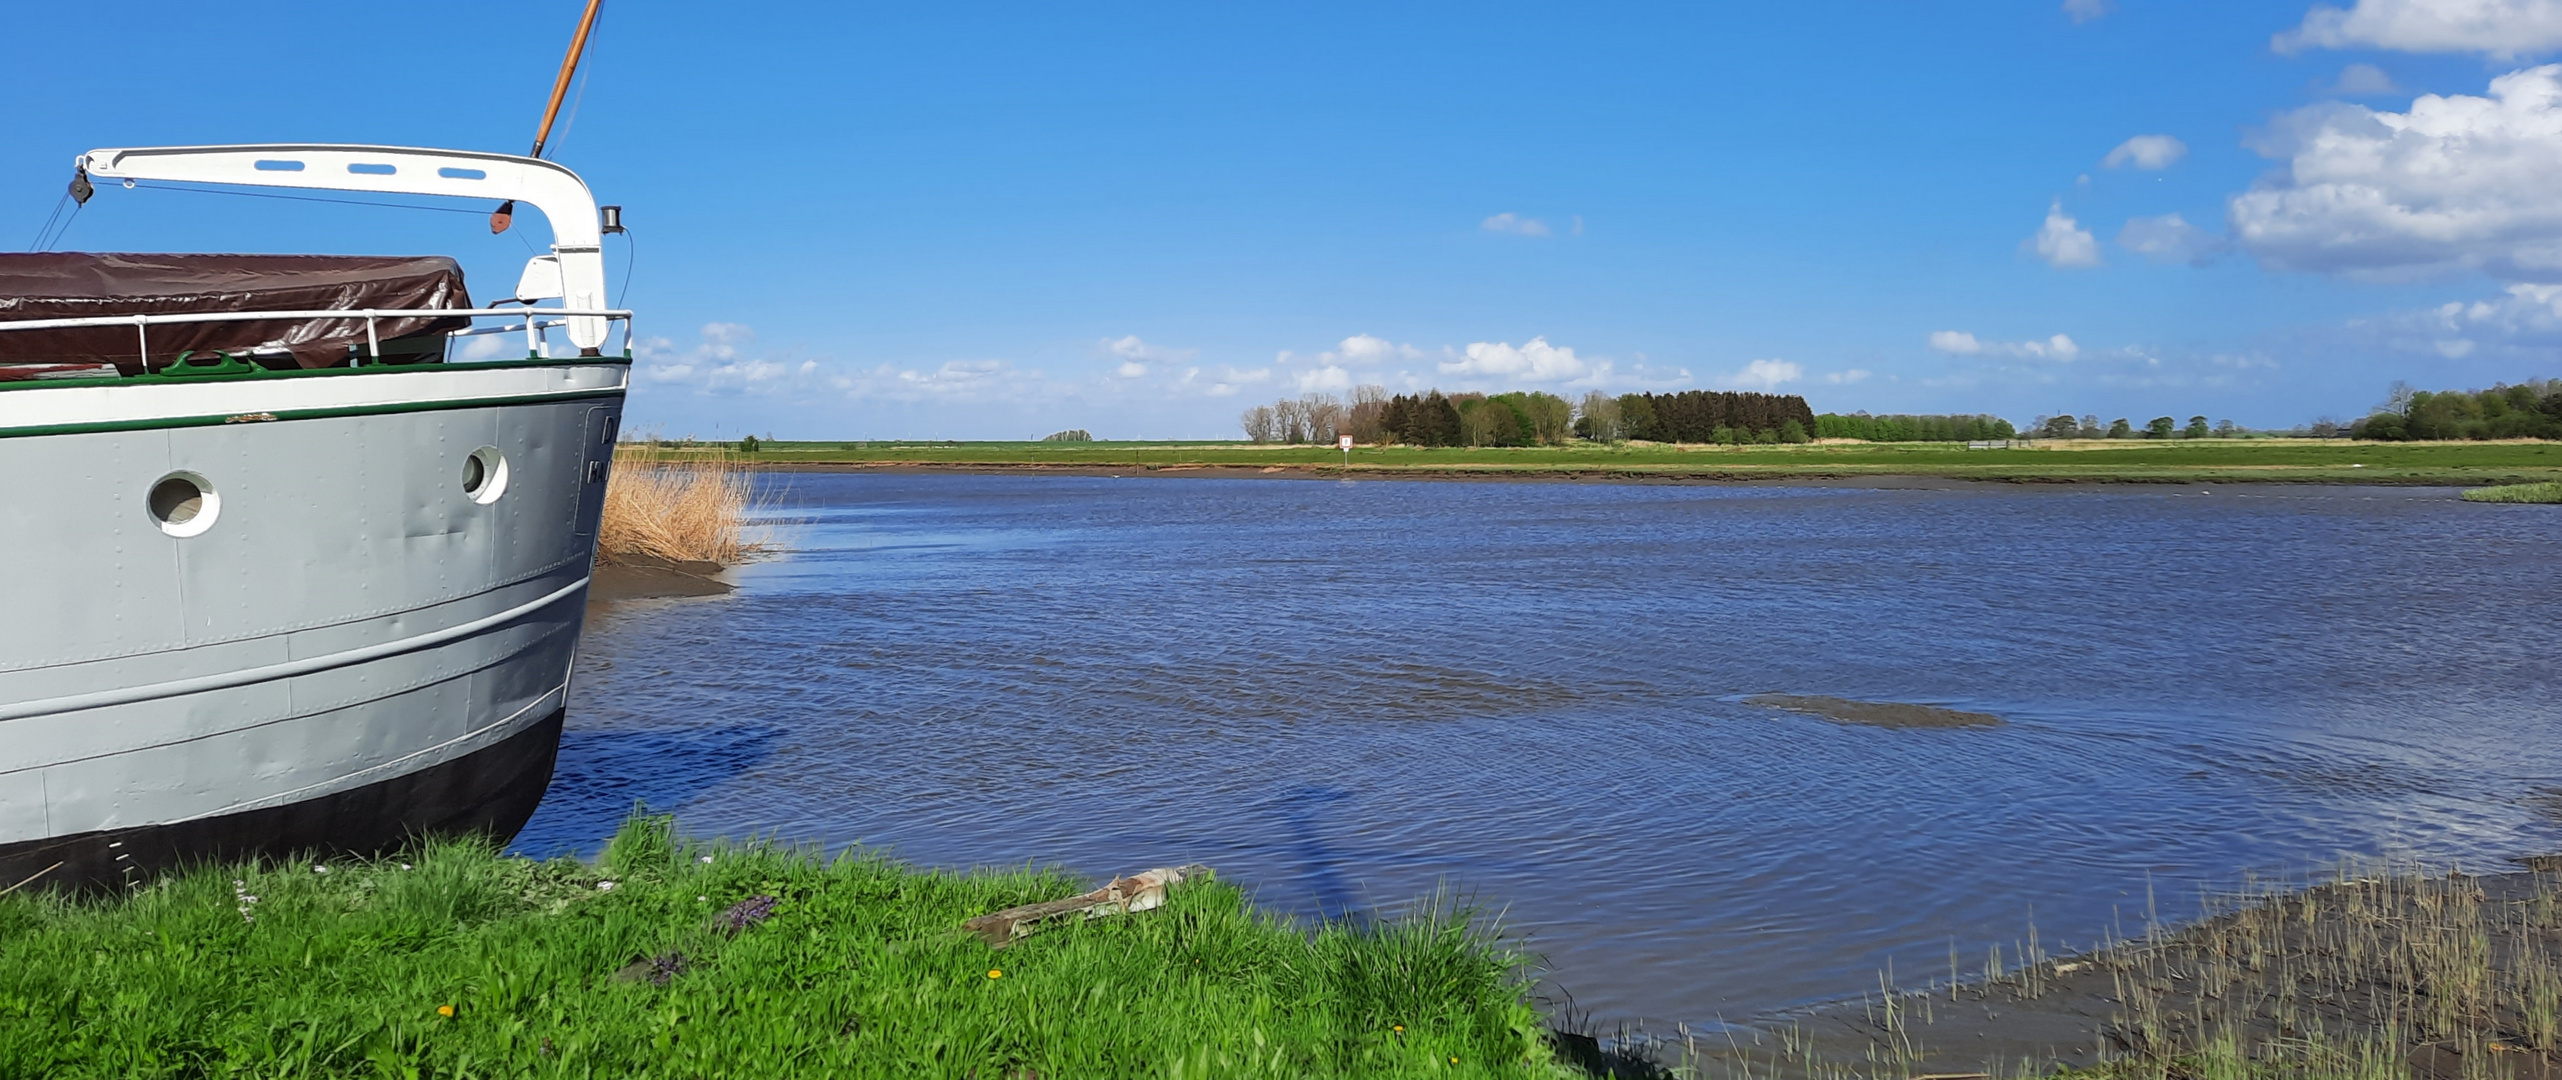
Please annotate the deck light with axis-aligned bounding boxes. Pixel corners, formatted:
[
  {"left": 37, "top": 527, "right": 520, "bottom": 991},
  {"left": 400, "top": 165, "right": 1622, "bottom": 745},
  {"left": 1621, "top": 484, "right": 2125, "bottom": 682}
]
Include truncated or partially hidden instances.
[{"left": 600, "top": 205, "right": 623, "bottom": 234}]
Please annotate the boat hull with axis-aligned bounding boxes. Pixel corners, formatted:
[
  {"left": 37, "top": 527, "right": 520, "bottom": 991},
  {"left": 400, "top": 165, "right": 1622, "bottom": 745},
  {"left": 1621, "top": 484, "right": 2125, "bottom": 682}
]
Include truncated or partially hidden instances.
[
  {"left": 0, "top": 708, "right": 562, "bottom": 890},
  {"left": 0, "top": 361, "right": 627, "bottom": 892}
]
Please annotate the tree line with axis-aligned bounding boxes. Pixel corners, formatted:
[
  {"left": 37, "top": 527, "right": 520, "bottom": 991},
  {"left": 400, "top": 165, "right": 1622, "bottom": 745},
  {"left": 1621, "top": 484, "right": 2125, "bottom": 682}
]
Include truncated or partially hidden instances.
[
  {"left": 1814, "top": 413, "right": 2015, "bottom": 442},
  {"left": 1243, "top": 387, "right": 2014, "bottom": 446},
  {"left": 1234, "top": 377, "right": 2562, "bottom": 446},
  {"left": 2025, "top": 413, "right": 2235, "bottom": 440},
  {"left": 2353, "top": 379, "right": 2562, "bottom": 440}
]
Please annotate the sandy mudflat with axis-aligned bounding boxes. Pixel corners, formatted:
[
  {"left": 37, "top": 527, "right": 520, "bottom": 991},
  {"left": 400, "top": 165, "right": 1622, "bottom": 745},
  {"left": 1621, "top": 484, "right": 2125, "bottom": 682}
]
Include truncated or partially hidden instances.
[
  {"left": 1746, "top": 693, "right": 2005, "bottom": 729},
  {"left": 588, "top": 554, "right": 732, "bottom": 606}
]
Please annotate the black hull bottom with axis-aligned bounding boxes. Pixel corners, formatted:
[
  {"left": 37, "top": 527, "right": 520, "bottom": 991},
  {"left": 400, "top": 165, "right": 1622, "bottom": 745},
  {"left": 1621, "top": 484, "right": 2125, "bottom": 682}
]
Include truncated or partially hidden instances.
[{"left": 0, "top": 709, "right": 564, "bottom": 894}]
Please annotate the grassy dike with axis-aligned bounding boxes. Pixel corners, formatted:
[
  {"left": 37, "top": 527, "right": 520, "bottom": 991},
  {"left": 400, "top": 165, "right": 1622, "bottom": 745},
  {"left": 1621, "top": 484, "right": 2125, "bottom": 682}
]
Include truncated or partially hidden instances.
[
  {"left": 0, "top": 816, "right": 1564, "bottom": 1079},
  {"left": 698, "top": 438, "right": 2562, "bottom": 487}
]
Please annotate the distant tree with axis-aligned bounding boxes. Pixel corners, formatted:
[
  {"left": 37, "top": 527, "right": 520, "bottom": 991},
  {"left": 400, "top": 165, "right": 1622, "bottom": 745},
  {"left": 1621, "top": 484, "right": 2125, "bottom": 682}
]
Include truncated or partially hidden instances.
[
  {"left": 1617, "top": 393, "right": 1659, "bottom": 441},
  {"left": 1300, "top": 393, "right": 1346, "bottom": 443},
  {"left": 1241, "top": 405, "right": 1278, "bottom": 443},
  {"left": 1384, "top": 391, "right": 1463, "bottom": 446},
  {"left": 1041, "top": 429, "right": 1093, "bottom": 442},
  {"left": 739, "top": 434, "right": 761, "bottom": 453},
  {"left": 1346, "top": 385, "right": 1390, "bottom": 444},
  {"left": 1519, "top": 391, "right": 1573, "bottom": 443},
  {"left": 2106, "top": 418, "right": 2133, "bottom": 439},
  {"left": 2213, "top": 419, "right": 2240, "bottom": 438},
  {"left": 2146, "top": 416, "right": 2176, "bottom": 439},
  {"left": 2384, "top": 380, "right": 2417, "bottom": 417},
  {"left": 2041, "top": 414, "right": 2079, "bottom": 439},
  {"left": 1778, "top": 419, "right": 1810, "bottom": 443},
  {"left": 2184, "top": 415, "right": 2211, "bottom": 439},
  {"left": 1574, "top": 390, "right": 1623, "bottom": 441},
  {"left": 1458, "top": 401, "right": 1510, "bottom": 446},
  {"left": 2078, "top": 414, "right": 2103, "bottom": 439},
  {"left": 2309, "top": 417, "right": 2342, "bottom": 438}
]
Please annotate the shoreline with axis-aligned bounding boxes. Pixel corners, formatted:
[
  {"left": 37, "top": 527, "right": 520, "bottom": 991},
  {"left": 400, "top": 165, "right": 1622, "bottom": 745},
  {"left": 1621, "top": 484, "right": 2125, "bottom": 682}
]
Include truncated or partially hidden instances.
[{"left": 741, "top": 459, "right": 2500, "bottom": 489}]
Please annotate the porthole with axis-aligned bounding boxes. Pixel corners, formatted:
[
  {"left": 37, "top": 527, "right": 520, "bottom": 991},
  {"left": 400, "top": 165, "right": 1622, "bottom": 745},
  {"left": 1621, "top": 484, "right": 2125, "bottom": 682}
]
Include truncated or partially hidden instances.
[
  {"left": 147, "top": 471, "right": 220, "bottom": 538},
  {"left": 464, "top": 447, "right": 509, "bottom": 505}
]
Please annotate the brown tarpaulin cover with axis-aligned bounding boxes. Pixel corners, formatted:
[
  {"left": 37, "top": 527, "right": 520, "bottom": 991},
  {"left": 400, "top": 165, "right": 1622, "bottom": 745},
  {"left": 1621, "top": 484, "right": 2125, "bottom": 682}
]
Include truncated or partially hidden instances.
[{"left": 0, "top": 253, "right": 473, "bottom": 374}]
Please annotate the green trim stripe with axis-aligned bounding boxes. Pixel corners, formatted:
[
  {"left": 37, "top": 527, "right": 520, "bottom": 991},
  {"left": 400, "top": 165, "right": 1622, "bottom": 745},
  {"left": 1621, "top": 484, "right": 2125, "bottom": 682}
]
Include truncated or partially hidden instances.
[
  {"left": 0, "top": 355, "right": 633, "bottom": 394},
  {"left": 0, "top": 387, "right": 626, "bottom": 440}
]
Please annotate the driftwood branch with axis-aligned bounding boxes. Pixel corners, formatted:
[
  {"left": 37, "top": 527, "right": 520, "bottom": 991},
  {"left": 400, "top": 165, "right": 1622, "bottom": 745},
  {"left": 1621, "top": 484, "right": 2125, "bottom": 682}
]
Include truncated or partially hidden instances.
[{"left": 964, "top": 864, "right": 1212, "bottom": 948}]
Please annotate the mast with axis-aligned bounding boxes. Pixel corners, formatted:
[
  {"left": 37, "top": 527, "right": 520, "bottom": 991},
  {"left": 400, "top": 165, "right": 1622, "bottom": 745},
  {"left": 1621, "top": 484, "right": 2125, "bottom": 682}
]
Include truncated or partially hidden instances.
[{"left": 492, "top": 0, "right": 606, "bottom": 235}]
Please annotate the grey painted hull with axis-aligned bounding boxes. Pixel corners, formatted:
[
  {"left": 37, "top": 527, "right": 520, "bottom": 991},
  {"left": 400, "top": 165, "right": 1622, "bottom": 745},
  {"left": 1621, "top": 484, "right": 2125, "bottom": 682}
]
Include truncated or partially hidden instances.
[{"left": 0, "top": 362, "right": 626, "bottom": 891}]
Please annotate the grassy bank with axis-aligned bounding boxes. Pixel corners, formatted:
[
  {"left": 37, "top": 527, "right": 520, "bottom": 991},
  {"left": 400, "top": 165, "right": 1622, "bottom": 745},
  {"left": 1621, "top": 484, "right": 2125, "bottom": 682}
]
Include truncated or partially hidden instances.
[
  {"left": 0, "top": 816, "right": 1561, "bottom": 1078},
  {"left": 2462, "top": 480, "right": 2562, "bottom": 503},
  {"left": 712, "top": 438, "right": 2562, "bottom": 486}
]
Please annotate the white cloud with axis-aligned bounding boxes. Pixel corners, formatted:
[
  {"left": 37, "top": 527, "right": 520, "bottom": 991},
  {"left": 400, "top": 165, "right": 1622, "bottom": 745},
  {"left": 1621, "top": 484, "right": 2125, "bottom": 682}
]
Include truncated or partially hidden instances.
[
  {"left": 2119, "top": 213, "right": 2225, "bottom": 264},
  {"left": 2064, "top": 0, "right": 2115, "bottom": 22},
  {"left": 830, "top": 358, "right": 1037, "bottom": 403},
  {"left": 2277, "top": 0, "right": 2562, "bottom": 59},
  {"left": 1824, "top": 368, "right": 1873, "bottom": 385},
  {"left": 2229, "top": 65, "right": 2562, "bottom": 280},
  {"left": 1439, "top": 337, "right": 1595, "bottom": 381},
  {"left": 1115, "top": 361, "right": 1148, "bottom": 378},
  {"left": 1099, "top": 334, "right": 1197, "bottom": 363},
  {"left": 2328, "top": 62, "right": 2401, "bottom": 95},
  {"left": 1714, "top": 359, "right": 1803, "bottom": 390},
  {"left": 456, "top": 333, "right": 512, "bottom": 361},
  {"left": 1298, "top": 364, "right": 1354, "bottom": 393},
  {"left": 1480, "top": 212, "right": 1553, "bottom": 237},
  {"left": 2103, "top": 135, "right": 2189, "bottom": 170},
  {"left": 635, "top": 323, "right": 805, "bottom": 391},
  {"left": 1327, "top": 333, "right": 1423, "bottom": 364},
  {"left": 2028, "top": 200, "right": 2105, "bottom": 268},
  {"left": 1929, "top": 331, "right": 2082, "bottom": 360},
  {"left": 2349, "top": 280, "right": 2562, "bottom": 357}
]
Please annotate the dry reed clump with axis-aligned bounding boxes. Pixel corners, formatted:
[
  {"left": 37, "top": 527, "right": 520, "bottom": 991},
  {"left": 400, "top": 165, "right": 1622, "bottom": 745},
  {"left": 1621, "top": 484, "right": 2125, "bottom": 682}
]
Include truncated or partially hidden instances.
[{"left": 596, "top": 447, "right": 764, "bottom": 565}]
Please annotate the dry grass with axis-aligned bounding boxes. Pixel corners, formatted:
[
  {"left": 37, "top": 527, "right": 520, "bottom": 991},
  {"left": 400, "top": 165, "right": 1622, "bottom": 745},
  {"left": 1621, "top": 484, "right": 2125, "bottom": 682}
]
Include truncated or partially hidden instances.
[
  {"left": 597, "top": 446, "right": 766, "bottom": 564},
  {"left": 1668, "top": 865, "right": 2562, "bottom": 1080},
  {"left": 2091, "top": 866, "right": 2562, "bottom": 1080}
]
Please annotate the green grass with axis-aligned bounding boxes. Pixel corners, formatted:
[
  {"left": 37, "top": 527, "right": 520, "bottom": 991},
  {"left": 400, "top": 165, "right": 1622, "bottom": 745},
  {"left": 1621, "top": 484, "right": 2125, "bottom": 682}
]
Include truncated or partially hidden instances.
[
  {"left": 2461, "top": 479, "right": 2562, "bottom": 503},
  {"left": 0, "top": 815, "right": 1564, "bottom": 1078},
  {"left": 679, "top": 438, "right": 2562, "bottom": 486}
]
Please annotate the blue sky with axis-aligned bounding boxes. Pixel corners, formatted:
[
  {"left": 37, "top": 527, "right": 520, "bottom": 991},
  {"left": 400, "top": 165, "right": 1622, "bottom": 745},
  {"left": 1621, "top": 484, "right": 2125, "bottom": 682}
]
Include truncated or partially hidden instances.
[{"left": 13, "top": 0, "right": 2562, "bottom": 438}]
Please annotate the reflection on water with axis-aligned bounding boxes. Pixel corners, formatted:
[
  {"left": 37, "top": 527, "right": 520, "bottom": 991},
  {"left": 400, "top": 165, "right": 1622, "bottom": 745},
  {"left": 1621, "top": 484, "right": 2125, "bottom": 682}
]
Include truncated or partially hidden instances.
[{"left": 514, "top": 474, "right": 2562, "bottom": 1025}]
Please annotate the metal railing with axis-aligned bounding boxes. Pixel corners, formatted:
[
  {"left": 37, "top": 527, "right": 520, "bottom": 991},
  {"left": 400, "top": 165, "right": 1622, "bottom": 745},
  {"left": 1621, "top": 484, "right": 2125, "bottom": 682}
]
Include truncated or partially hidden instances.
[{"left": 0, "top": 306, "right": 635, "bottom": 369}]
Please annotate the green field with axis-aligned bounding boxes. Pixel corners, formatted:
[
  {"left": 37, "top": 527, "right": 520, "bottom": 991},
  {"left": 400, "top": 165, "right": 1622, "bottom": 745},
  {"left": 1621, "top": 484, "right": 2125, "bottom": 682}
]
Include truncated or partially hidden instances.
[
  {"left": 694, "top": 438, "right": 2562, "bottom": 486},
  {"left": 0, "top": 817, "right": 1560, "bottom": 1079}
]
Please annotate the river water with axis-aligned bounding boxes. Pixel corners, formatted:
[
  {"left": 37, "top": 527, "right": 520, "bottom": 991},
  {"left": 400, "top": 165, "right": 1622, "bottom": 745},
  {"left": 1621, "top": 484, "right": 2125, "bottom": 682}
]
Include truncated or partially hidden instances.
[{"left": 516, "top": 473, "right": 2562, "bottom": 1026}]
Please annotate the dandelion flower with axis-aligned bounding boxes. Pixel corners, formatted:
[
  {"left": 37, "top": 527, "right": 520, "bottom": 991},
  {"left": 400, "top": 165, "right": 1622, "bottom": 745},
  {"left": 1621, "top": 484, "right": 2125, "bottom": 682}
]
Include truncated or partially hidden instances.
[
  {"left": 1392, "top": 1025, "right": 1405, "bottom": 1034},
  {"left": 987, "top": 969, "right": 1003, "bottom": 980},
  {"left": 313, "top": 864, "right": 329, "bottom": 874},
  {"left": 1449, "top": 1056, "right": 1459, "bottom": 1065},
  {"left": 437, "top": 1005, "right": 455, "bottom": 1018},
  {"left": 699, "top": 855, "right": 714, "bottom": 863},
  {"left": 400, "top": 863, "right": 412, "bottom": 871},
  {"left": 596, "top": 881, "right": 616, "bottom": 892}
]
